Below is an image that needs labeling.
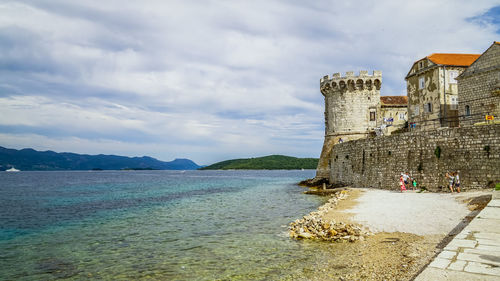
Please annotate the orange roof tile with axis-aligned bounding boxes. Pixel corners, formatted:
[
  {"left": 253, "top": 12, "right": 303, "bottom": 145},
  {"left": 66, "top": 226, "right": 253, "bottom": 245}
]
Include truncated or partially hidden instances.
[
  {"left": 495, "top": 41, "right": 500, "bottom": 45},
  {"left": 426, "top": 53, "right": 480, "bottom": 66},
  {"left": 380, "top": 96, "right": 408, "bottom": 105}
]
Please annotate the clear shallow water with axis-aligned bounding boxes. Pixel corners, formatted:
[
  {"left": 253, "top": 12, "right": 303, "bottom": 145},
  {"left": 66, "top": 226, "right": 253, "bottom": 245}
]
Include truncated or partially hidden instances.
[{"left": 0, "top": 170, "right": 348, "bottom": 280}]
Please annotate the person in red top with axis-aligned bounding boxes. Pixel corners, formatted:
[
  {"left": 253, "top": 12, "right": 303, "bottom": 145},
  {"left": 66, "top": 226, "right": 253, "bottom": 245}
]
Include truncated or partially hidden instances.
[{"left": 399, "top": 175, "right": 407, "bottom": 192}]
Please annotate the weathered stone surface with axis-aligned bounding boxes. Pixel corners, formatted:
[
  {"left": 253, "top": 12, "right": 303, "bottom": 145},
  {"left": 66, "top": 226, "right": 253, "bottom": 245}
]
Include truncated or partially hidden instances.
[
  {"left": 458, "top": 42, "right": 500, "bottom": 128},
  {"left": 315, "top": 71, "right": 408, "bottom": 181},
  {"left": 428, "top": 257, "right": 451, "bottom": 269},
  {"left": 329, "top": 124, "right": 500, "bottom": 191}
]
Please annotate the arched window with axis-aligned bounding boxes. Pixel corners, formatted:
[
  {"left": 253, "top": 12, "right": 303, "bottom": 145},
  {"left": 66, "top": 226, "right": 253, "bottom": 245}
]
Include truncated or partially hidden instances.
[
  {"left": 365, "top": 80, "right": 372, "bottom": 90},
  {"left": 465, "top": 105, "right": 471, "bottom": 116},
  {"left": 356, "top": 79, "right": 364, "bottom": 90},
  {"left": 347, "top": 80, "right": 355, "bottom": 91}
]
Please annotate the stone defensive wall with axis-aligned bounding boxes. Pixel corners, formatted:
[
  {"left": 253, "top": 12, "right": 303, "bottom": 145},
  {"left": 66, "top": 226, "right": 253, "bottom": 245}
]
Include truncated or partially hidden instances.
[{"left": 329, "top": 124, "right": 500, "bottom": 191}]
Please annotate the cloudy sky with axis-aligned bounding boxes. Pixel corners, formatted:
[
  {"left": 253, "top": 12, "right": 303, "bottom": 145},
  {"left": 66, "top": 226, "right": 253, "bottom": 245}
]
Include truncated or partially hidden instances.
[{"left": 0, "top": 0, "right": 499, "bottom": 165}]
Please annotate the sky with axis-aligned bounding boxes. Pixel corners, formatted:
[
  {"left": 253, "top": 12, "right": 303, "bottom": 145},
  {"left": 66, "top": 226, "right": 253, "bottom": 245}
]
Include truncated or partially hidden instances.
[{"left": 0, "top": 0, "right": 499, "bottom": 165}]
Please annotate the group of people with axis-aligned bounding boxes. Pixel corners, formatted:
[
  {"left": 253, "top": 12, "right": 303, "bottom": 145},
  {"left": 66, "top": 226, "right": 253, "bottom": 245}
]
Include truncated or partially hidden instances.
[
  {"left": 445, "top": 171, "right": 461, "bottom": 193},
  {"left": 399, "top": 172, "right": 417, "bottom": 192},
  {"left": 398, "top": 171, "right": 462, "bottom": 193}
]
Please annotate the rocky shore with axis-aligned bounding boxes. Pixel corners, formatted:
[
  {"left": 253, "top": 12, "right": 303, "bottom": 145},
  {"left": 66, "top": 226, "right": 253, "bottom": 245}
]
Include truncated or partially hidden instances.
[
  {"left": 287, "top": 187, "right": 493, "bottom": 280},
  {"left": 289, "top": 190, "right": 372, "bottom": 242}
]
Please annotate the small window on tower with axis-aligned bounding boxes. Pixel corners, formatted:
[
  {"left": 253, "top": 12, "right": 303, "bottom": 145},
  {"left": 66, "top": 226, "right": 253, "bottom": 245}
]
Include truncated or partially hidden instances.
[
  {"left": 419, "top": 77, "right": 425, "bottom": 89},
  {"left": 370, "top": 111, "right": 376, "bottom": 121}
]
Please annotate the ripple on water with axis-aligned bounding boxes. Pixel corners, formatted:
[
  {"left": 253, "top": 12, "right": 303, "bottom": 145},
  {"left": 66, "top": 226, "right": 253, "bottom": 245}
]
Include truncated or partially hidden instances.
[{"left": 0, "top": 170, "right": 364, "bottom": 280}]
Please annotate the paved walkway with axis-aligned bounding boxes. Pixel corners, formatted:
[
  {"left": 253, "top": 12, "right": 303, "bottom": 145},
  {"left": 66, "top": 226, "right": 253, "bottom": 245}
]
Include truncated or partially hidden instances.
[{"left": 415, "top": 190, "right": 500, "bottom": 280}]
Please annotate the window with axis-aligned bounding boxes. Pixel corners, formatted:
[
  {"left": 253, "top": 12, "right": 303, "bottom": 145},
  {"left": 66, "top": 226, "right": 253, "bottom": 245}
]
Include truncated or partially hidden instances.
[
  {"left": 419, "top": 61, "right": 423, "bottom": 69},
  {"left": 399, "top": 113, "right": 406, "bottom": 120},
  {"left": 424, "top": 103, "right": 432, "bottom": 113},
  {"left": 413, "top": 105, "right": 419, "bottom": 116},
  {"left": 450, "top": 96, "right": 458, "bottom": 110},
  {"left": 419, "top": 77, "right": 425, "bottom": 89},
  {"left": 370, "top": 111, "right": 376, "bottom": 121},
  {"left": 465, "top": 105, "right": 471, "bottom": 116},
  {"left": 449, "top": 70, "right": 459, "bottom": 84}
]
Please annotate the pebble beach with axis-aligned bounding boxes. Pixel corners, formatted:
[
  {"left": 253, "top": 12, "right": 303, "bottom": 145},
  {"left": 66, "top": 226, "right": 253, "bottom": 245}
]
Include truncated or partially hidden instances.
[{"left": 289, "top": 188, "right": 493, "bottom": 280}]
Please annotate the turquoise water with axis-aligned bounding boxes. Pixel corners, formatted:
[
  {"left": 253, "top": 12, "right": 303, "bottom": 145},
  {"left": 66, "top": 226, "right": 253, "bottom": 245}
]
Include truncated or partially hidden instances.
[{"left": 0, "top": 170, "right": 354, "bottom": 280}]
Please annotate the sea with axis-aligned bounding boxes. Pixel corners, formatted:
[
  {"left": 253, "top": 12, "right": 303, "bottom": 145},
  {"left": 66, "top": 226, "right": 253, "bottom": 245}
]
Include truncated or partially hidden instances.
[{"left": 0, "top": 170, "right": 355, "bottom": 280}]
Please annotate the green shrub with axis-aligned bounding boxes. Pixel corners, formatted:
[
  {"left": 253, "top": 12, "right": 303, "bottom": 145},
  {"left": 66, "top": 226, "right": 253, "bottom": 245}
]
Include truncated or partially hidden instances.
[
  {"left": 496, "top": 183, "right": 500, "bottom": 191},
  {"left": 434, "top": 146, "right": 441, "bottom": 159}
]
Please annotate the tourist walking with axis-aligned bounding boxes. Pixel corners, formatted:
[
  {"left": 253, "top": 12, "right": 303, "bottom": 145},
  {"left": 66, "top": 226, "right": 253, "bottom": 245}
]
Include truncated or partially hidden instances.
[
  {"left": 454, "top": 171, "right": 461, "bottom": 193},
  {"left": 445, "top": 172, "right": 455, "bottom": 193},
  {"left": 412, "top": 178, "right": 417, "bottom": 191},
  {"left": 403, "top": 172, "right": 410, "bottom": 190},
  {"left": 399, "top": 175, "right": 406, "bottom": 192}
]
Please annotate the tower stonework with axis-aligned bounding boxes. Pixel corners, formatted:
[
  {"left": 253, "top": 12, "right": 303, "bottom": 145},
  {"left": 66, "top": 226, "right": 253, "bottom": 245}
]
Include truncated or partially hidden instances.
[{"left": 315, "top": 71, "right": 382, "bottom": 181}]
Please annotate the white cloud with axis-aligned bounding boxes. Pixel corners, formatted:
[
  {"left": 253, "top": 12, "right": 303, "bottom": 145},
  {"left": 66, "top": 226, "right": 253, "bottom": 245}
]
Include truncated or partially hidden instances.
[{"left": 0, "top": 0, "right": 498, "bottom": 164}]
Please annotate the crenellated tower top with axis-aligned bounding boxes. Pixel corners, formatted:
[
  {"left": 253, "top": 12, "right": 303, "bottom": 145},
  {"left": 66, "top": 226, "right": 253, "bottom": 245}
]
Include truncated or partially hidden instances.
[
  {"left": 320, "top": 70, "right": 382, "bottom": 96},
  {"left": 315, "top": 70, "right": 382, "bottom": 179}
]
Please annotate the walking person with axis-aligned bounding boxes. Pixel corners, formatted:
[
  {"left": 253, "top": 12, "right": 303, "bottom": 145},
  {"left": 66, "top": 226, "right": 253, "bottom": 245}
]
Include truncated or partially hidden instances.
[
  {"left": 445, "top": 172, "right": 455, "bottom": 193},
  {"left": 454, "top": 171, "right": 461, "bottom": 193},
  {"left": 399, "top": 174, "right": 407, "bottom": 192},
  {"left": 403, "top": 172, "right": 410, "bottom": 190}
]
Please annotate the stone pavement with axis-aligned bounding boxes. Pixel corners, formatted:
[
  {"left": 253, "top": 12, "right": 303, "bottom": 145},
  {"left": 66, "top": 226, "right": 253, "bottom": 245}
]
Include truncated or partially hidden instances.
[{"left": 415, "top": 190, "right": 500, "bottom": 280}]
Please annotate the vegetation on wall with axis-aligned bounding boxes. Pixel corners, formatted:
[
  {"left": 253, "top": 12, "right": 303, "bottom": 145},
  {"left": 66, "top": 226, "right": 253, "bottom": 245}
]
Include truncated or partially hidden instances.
[
  {"left": 434, "top": 146, "right": 441, "bottom": 159},
  {"left": 484, "top": 145, "right": 491, "bottom": 158},
  {"left": 417, "top": 162, "right": 423, "bottom": 172}
]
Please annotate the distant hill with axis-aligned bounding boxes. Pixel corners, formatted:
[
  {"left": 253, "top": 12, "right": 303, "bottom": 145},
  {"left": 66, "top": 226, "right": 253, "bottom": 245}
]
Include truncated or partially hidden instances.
[
  {"left": 0, "top": 146, "right": 200, "bottom": 171},
  {"left": 200, "top": 155, "right": 318, "bottom": 170}
]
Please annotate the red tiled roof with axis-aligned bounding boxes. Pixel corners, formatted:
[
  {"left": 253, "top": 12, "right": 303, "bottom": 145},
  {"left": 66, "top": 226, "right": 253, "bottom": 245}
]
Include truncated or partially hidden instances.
[
  {"left": 380, "top": 96, "right": 408, "bottom": 105},
  {"left": 495, "top": 41, "right": 500, "bottom": 45},
  {"left": 426, "top": 53, "right": 480, "bottom": 66}
]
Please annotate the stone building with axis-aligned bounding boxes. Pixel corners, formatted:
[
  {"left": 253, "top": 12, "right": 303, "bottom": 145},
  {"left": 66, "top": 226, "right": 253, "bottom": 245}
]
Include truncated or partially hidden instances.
[
  {"left": 315, "top": 70, "right": 407, "bottom": 181},
  {"left": 312, "top": 45, "right": 499, "bottom": 189},
  {"left": 456, "top": 41, "right": 500, "bottom": 126},
  {"left": 379, "top": 96, "right": 408, "bottom": 135},
  {"left": 405, "top": 53, "right": 480, "bottom": 131}
]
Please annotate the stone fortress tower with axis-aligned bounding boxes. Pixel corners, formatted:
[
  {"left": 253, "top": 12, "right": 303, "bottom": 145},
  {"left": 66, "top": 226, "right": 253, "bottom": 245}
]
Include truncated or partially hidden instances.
[{"left": 315, "top": 70, "right": 382, "bottom": 180}]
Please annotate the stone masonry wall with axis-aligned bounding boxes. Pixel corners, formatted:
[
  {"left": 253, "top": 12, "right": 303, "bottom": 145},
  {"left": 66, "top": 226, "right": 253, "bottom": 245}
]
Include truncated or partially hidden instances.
[
  {"left": 330, "top": 124, "right": 500, "bottom": 191},
  {"left": 458, "top": 43, "right": 500, "bottom": 127},
  {"left": 316, "top": 71, "right": 381, "bottom": 180}
]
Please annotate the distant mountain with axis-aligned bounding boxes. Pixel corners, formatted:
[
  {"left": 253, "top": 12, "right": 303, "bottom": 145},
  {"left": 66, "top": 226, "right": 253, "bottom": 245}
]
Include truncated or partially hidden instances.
[
  {"left": 200, "top": 155, "right": 318, "bottom": 170},
  {"left": 0, "top": 146, "right": 200, "bottom": 171}
]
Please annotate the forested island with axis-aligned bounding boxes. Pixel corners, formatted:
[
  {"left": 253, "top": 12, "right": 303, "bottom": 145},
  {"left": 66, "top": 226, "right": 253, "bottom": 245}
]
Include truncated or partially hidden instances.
[
  {"left": 0, "top": 146, "right": 200, "bottom": 171},
  {"left": 200, "top": 155, "right": 318, "bottom": 170}
]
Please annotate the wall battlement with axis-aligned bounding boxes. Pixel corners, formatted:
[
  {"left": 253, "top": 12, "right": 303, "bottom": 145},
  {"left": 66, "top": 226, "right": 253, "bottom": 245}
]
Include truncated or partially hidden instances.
[
  {"left": 320, "top": 70, "right": 382, "bottom": 96},
  {"left": 320, "top": 70, "right": 382, "bottom": 83}
]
